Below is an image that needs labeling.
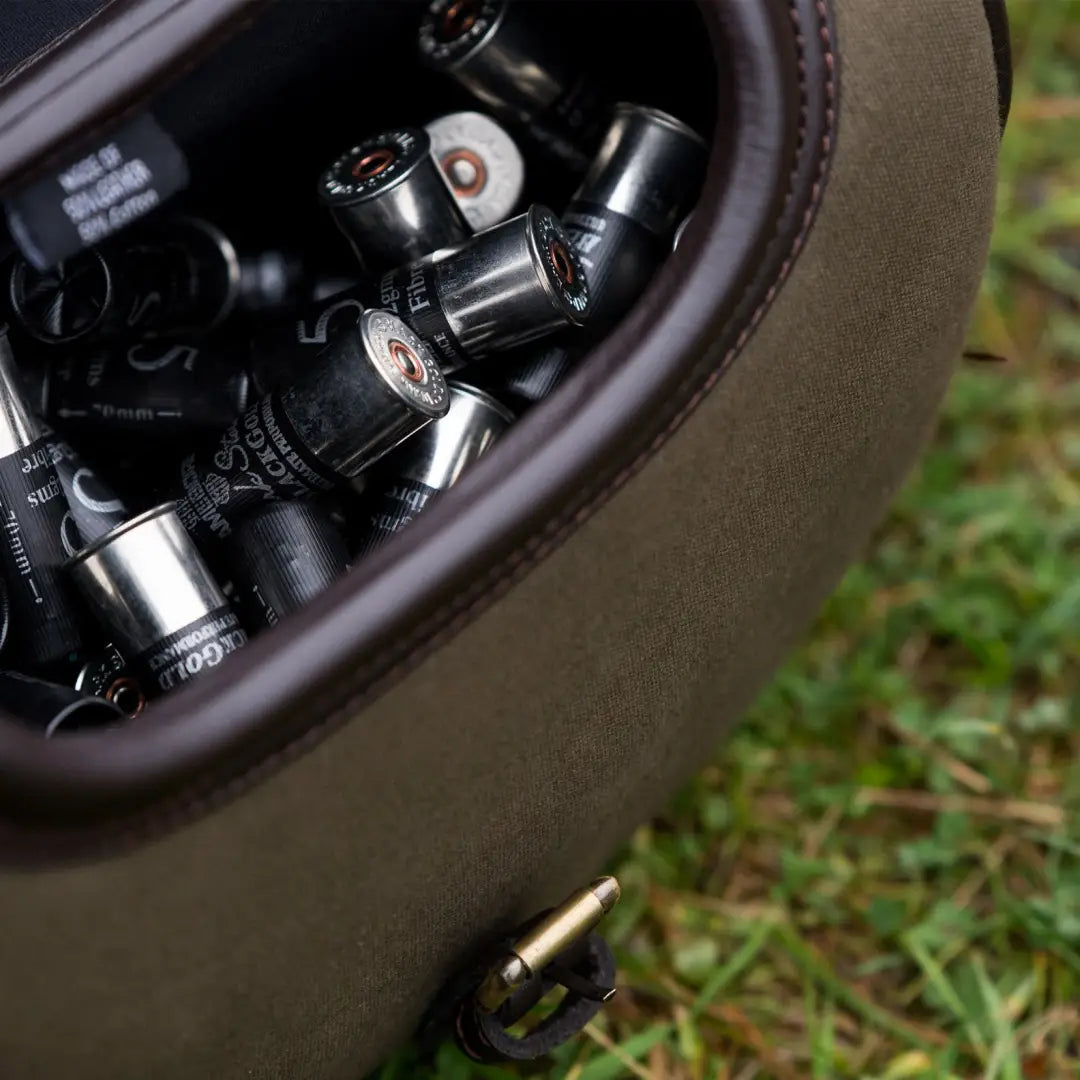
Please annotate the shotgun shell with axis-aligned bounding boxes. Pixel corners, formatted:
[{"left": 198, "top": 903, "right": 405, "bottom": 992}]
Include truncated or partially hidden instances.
[
  {"left": 373, "top": 204, "right": 591, "bottom": 370},
  {"left": 39, "top": 423, "right": 128, "bottom": 545},
  {"left": 249, "top": 206, "right": 590, "bottom": 391},
  {"left": 66, "top": 503, "right": 247, "bottom": 697},
  {"left": 418, "top": 0, "right": 608, "bottom": 171},
  {"left": 318, "top": 127, "right": 471, "bottom": 274},
  {"left": 0, "top": 327, "right": 87, "bottom": 670},
  {"left": 479, "top": 104, "right": 708, "bottom": 405},
  {"left": 569, "top": 103, "right": 708, "bottom": 243},
  {"left": 40, "top": 338, "right": 250, "bottom": 438},
  {"left": 228, "top": 499, "right": 351, "bottom": 630},
  {"left": 354, "top": 381, "right": 513, "bottom": 556},
  {"left": 425, "top": 111, "right": 525, "bottom": 230},
  {"left": 176, "top": 310, "right": 449, "bottom": 544}
]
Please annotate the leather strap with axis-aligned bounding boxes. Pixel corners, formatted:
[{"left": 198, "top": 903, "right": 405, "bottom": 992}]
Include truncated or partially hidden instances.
[{"left": 454, "top": 933, "right": 617, "bottom": 1064}]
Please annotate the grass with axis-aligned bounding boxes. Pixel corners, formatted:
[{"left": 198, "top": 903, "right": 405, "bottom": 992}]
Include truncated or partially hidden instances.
[{"left": 384, "top": 4, "right": 1080, "bottom": 1076}]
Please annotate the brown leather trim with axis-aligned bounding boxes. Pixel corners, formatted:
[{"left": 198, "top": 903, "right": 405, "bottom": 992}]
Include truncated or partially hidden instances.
[
  {"left": 0, "top": 1, "right": 128, "bottom": 91},
  {"left": 0, "top": 0, "right": 838, "bottom": 861},
  {"left": 0, "top": 0, "right": 264, "bottom": 193}
]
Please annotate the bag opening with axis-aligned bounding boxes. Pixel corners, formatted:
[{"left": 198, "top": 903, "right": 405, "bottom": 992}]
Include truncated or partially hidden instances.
[{"left": 0, "top": 0, "right": 832, "bottom": 851}]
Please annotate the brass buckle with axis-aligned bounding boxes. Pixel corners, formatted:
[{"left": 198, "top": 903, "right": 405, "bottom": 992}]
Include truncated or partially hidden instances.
[{"left": 475, "top": 876, "right": 621, "bottom": 1013}]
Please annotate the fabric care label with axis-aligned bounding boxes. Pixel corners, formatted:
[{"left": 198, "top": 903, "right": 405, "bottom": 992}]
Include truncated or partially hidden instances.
[
  {"left": 5, "top": 114, "right": 189, "bottom": 270},
  {"left": 135, "top": 608, "right": 248, "bottom": 696}
]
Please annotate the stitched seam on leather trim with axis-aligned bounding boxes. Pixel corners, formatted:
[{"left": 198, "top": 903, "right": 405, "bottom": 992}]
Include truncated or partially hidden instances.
[
  {"left": 0, "top": 0, "right": 128, "bottom": 92},
  {"left": 0, "top": 0, "right": 205, "bottom": 127},
  {"left": 3, "top": 0, "right": 837, "bottom": 857}
]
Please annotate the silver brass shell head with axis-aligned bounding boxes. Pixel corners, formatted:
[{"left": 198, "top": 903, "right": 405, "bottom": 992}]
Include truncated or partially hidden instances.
[
  {"left": 425, "top": 111, "right": 525, "bottom": 230},
  {"left": 527, "top": 205, "right": 591, "bottom": 325},
  {"left": 417, "top": 0, "right": 508, "bottom": 70},
  {"left": 360, "top": 309, "right": 451, "bottom": 420},
  {"left": 318, "top": 128, "right": 432, "bottom": 206}
]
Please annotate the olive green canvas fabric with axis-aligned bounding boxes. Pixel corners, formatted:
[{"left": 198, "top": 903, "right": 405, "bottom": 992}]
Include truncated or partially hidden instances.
[{"left": 0, "top": 1, "right": 1001, "bottom": 1077}]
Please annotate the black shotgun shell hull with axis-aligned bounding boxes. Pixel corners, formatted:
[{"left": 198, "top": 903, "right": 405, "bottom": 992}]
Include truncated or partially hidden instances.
[
  {"left": 42, "top": 340, "right": 250, "bottom": 438},
  {"left": 477, "top": 105, "right": 708, "bottom": 406},
  {"left": 318, "top": 127, "right": 471, "bottom": 274},
  {"left": 248, "top": 286, "right": 370, "bottom": 396},
  {"left": 177, "top": 311, "right": 449, "bottom": 544},
  {"left": 134, "top": 606, "right": 247, "bottom": 696},
  {"left": 352, "top": 476, "right": 440, "bottom": 557},
  {"left": 352, "top": 381, "right": 513, "bottom": 556},
  {"left": 229, "top": 500, "right": 350, "bottom": 629},
  {"left": 0, "top": 437, "right": 87, "bottom": 670},
  {"left": 40, "top": 424, "right": 129, "bottom": 545},
  {"left": 174, "top": 393, "right": 340, "bottom": 545}
]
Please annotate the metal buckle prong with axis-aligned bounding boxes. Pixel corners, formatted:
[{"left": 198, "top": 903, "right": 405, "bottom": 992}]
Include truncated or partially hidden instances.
[{"left": 475, "top": 876, "right": 621, "bottom": 1013}]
